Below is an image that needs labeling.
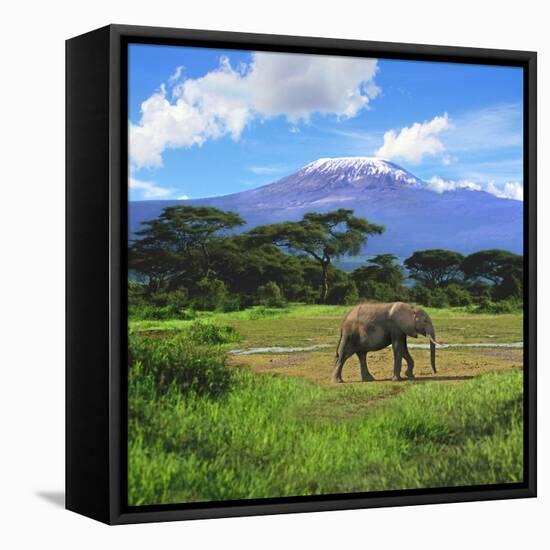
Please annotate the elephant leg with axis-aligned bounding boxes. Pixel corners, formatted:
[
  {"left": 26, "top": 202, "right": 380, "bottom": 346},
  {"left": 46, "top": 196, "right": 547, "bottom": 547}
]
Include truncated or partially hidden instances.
[
  {"left": 332, "top": 344, "right": 353, "bottom": 384},
  {"left": 403, "top": 344, "right": 415, "bottom": 379},
  {"left": 357, "top": 352, "right": 375, "bottom": 382},
  {"left": 391, "top": 338, "right": 403, "bottom": 381}
]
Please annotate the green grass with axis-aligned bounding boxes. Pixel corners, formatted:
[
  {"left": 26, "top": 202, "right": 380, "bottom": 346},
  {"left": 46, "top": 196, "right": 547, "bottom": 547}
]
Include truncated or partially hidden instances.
[
  {"left": 128, "top": 363, "right": 523, "bottom": 505},
  {"left": 130, "top": 303, "right": 523, "bottom": 347},
  {"left": 127, "top": 306, "right": 524, "bottom": 506}
]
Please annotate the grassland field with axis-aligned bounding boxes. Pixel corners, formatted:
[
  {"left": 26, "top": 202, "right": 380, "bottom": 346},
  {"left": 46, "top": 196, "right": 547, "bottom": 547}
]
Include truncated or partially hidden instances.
[{"left": 128, "top": 304, "right": 524, "bottom": 506}]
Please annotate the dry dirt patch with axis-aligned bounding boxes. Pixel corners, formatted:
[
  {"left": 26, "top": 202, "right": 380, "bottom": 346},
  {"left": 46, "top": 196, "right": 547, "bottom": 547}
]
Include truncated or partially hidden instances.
[{"left": 227, "top": 347, "right": 523, "bottom": 387}]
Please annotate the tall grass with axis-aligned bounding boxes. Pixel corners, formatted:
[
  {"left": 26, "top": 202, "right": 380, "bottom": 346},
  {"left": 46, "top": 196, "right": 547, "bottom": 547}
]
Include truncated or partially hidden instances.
[
  {"left": 128, "top": 324, "right": 523, "bottom": 506},
  {"left": 129, "top": 303, "right": 524, "bottom": 336}
]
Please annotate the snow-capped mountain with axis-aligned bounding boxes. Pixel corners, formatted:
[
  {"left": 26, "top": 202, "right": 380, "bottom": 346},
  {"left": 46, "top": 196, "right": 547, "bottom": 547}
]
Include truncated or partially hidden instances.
[
  {"left": 301, "top": 157, "right": 424, "bottom": 188},
  {"left": 235, "top": 157, "right": 425, "bottom": 209},
  {"left": 129, "top": 157, "right": 523, "bottom": 265}
]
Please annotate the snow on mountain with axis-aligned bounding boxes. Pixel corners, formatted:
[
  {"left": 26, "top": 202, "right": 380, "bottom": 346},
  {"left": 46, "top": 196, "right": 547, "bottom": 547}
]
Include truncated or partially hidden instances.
[
  {"left": 129, "top": 157, "right": 523, "bottom": 264},
  {"left": 229, "top": 157, "right": 425, "bottom": 209},
  {"left": 301, "top": 157, "right": 424, "bottom": 187}
]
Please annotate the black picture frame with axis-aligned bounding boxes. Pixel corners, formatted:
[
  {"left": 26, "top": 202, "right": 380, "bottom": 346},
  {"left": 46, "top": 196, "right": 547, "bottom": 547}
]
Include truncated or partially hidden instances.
[{"left": 66, "top": 24, "right": 537, "bottom": 525}]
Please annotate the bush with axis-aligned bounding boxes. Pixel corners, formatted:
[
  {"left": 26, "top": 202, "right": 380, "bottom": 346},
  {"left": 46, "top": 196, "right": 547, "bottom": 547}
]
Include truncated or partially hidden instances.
[
  {"left": 409, "top": 285, "right": 431, "bottom": 306},
  {"left": 221, "top": 295, "right": 242, "bottom": 312},
  {"left": 128, "top": 304, "right": 175, "bottom": 320},
  {"left": 326, "top": 280, "right": 359, "bottom": 305},
  {"left": 191, "top": 278, "right": 229, "bottom": 311},
  {"left": 427, "top": 288, "right": 450, "bottom": 308},
  {"left": 409, "top": 284, "right": 472, "bottom": 308},
  {"left": 466, "top": 281, "right": 492, "bottom": 301},
  {"left": 247, "top": 306, "right": 290, "bottom": 320},
  {"left": 288, "top": 284, "right": 318, "bottom": 304},
  {"left": 445, "top": 284, "right": 472, "bottom": 307},
  {"left": 472, "top": 298, "right": 522, "bottom": 314},
  {"left": 150, "top": 288, "right": 189, "bottom": 308},
  {"left": 186, "top": 321, "right": 239, "bottom": 345},
  {"left": 257, "top": 281, "right": 286, "bottom": 307},
  {"left": 357, "top": 280, "right": 409, "bottom": 302},
  {"left": 128, "top": 282, "right": 147, "bottom": 306},
  {"left": 128, "top": 328, "right": 234, "bottom": 397},
  {"left": 128, "top": 303, "right": 197, "bottom": 321},
  {"left": 128, "top": 288, "right": 194, "bottom": 320}
]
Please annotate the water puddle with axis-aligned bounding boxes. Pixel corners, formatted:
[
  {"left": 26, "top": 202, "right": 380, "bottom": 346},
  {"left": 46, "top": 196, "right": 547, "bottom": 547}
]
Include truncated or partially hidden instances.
[
  {"left": 229, "top": 342, "right": 523, "bottom": 355},
  {"left": 230, "top": 344, "right": 332, "bottom": 355}
]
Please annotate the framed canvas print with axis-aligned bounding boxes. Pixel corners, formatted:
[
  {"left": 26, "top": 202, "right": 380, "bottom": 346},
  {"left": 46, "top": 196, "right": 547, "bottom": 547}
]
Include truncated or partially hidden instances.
[{"left": 66, "top": 24, "right": 537, "bottom": 525}]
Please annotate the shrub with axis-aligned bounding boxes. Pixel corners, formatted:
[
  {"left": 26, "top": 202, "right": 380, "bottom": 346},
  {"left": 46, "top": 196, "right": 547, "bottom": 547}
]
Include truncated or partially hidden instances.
[
  {"left": 326, "top": 280, "right": 359, "bottom": 305},
  {"left": 472, "top": 298, "right": 522, "bottom": 314},
  {"left": 150, "top": 288, "right": 189, "bottom": 308},
  {"left": 288, "top": 284, "right": 318, "bottom": 304},
  {"left": 128, "top": 329, "right": 234, "bottom": 397},
  {"left": 247, "top": 306, "right": 290, "bottom": 320},
  {"left": 186, "top": 321, "right": 239, "bottom": 345},
  {"left": 128, "top": 282, "right": 148, "bottom": 306},
  {"left": 409, "top": 285, "right": 431, "bottom": 306},
  {"left": 128, "top": 288, "right": 194, "bottom": 320},
  {"left": 409, "top": 284, "right": 471, "bottom": 308},
  {"left": 427, "top": 288, "right": 450, "bottom": 308},
  {"left": 221, "top": 295, "right": 242, "bottom": 312},
  {"left": 128, "top": 304, "right": 174, "bottom": 320},
  {"left": 191, "top": 278, "right": 228, "bottom": 311},
  {"left": 128, "top": 303, "right": 197, "bottom": 321},
  {"left": 445, "top": 284, "right": 472, "bottom": 307},
  {"left": 358, "top": 280, "right": 409, "bottom": 302},
  {"left": 257, "top": 281, "right": 286, "bottom": 307},
  {"left": 466, "top": 281, "right": 492, "bottom": 301}
]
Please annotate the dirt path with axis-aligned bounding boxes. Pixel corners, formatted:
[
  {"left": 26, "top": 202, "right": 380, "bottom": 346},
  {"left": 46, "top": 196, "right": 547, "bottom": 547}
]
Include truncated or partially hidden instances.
[{"left": 227, "top": 346, "right": 523, "bottom": 386}]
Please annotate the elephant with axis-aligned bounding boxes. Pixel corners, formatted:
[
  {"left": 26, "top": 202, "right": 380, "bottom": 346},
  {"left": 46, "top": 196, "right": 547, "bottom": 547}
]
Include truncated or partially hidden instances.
[{"left": 332, "top": 301, "right": 440, "bottom": 383}]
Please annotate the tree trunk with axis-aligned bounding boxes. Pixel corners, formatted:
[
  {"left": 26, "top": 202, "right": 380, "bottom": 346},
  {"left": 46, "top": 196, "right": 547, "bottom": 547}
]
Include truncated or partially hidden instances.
[{"left": 320, "top": 261, "right": 329, "bottom": 303}]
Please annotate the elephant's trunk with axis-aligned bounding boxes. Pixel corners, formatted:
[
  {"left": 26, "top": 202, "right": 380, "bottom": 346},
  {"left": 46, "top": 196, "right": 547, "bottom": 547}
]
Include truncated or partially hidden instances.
[{"left": 426, "top": 322, "right": 437, "bottom": 374}]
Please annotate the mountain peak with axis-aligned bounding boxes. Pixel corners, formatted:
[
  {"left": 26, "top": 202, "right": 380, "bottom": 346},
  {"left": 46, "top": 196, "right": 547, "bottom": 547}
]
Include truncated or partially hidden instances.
[
  {"left": 299, "top": 156, "right": 424, "bottom": 188},
  {"left": 304, "top": 156, "right": 390, "bottom": 171},
  {"left": 129, "top": 155, "right": 523, "bottom": 258}
]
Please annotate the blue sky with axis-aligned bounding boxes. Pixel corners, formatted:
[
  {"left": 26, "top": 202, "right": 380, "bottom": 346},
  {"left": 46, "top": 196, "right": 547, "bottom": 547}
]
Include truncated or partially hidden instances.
[{"left": 128, "top": 43, "right": 523, "bottom": 201}]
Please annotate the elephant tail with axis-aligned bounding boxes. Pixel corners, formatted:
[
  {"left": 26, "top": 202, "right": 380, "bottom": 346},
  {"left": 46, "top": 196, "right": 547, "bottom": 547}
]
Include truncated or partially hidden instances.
[{"left": 335, "top": 329, "right": 343, "bottom": 359}]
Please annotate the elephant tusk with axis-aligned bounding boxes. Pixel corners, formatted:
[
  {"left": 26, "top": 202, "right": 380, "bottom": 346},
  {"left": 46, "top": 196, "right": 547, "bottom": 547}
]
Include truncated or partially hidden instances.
[{"left": 428, "top": 334, "right": 443, "bottom": 347}]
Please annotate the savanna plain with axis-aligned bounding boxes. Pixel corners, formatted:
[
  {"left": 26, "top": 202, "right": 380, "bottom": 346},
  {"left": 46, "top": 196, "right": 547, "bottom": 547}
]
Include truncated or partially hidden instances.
[{"left": 128, "top": 304, "right": 524, "bottom": 506}]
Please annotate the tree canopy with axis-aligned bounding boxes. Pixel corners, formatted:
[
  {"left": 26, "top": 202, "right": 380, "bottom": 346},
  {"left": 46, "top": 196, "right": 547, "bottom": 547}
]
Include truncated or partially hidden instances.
[
  {"left": 404, "top": 249, "right": 465, "bottom": 289},
  {"left": 462, "top": 249, "right": 523, "bottom": 299},
  {"left": 128, "top": 204, "right": 523, "bottom": 313},
  {"left": 247, "top": 209, "right": 384, "bottom": 302},
  {"left": 129, "top": 205, "right": 245, "bottom": 289},
  {"left": 351, "top": 254, "right": 405, "bottom": 290}
]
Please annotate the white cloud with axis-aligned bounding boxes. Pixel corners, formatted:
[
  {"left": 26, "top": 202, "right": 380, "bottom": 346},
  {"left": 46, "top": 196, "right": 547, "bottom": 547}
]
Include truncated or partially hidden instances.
[
  {"left": 178, "top": 193, "right": 190, "bottom": 200},
  {"left": 375, "top": 113, "right": 450, "bottom": 164},
  {"left": 289, "top": 126, "right": 300, "bottom": 134},
  {"left": 426, "top": 175, "right": 523, "bottom": 201},
  {"left": 248, "top": 165, "right": 287, "bottom": 175},
  {"left": 442, "top": 154, "right": 457, "bottom": 166},
  {"left": 245, "top": 52, "right": 379, "bottom": 121},
  {"left": 130, "top": 52, "right": 379, "bottom": 169},
  {"left": 486, "top": 180, "right": 523, "bottom": 201},
  {"left": 425, "top": 175, "right": 482, "bottom": 194},
  {"left": 168, "top": 65, "right": 184, "bottom": 86},
  {"left": 129, "top": 177, "right": 173, "bottom": 199}
]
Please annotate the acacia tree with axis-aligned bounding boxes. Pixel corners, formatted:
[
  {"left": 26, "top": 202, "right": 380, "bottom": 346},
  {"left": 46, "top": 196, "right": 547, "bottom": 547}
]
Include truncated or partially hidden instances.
[
  {"left": 129, "top": 205, "right": 245, "bottom": 290},
  {"left": 247, "top": 209, "right": 384, "bottom": 302},
  {"left": 461, "top": 249, "right": 523, "bottom": 299},
  {"left": 352, "top": 254, "right": 405, "bottom": 290},
  {"left": 404, "top": 249, "right": 465, "bottom": 289}
]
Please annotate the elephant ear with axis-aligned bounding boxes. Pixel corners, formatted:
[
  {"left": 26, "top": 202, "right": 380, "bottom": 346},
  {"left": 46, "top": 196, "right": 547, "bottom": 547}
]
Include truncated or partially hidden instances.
[{"left": 389, "top": 302, "right": 418, "bottom": 338}]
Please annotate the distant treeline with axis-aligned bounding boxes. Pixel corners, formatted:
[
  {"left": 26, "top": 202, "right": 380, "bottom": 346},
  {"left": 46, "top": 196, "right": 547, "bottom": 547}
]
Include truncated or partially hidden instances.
[{"left": 128, "top": 205, "right": 523, "bottom": 317}]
